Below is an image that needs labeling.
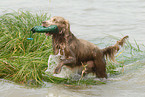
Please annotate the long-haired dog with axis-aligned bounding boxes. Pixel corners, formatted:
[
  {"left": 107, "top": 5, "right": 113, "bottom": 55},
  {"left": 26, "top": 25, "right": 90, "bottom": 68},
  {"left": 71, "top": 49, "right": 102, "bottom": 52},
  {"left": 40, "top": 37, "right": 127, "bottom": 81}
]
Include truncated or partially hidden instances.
[{"left": 42, "top": 16, "right": 128, "bottom": 78}]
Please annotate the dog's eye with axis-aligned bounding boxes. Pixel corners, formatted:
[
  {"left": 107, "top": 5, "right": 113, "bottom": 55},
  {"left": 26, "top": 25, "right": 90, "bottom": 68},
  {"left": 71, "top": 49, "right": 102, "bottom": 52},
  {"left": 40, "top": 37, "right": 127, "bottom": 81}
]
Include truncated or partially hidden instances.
[{"left": 53, "top": 19, "right": 56, "bottom": 21}]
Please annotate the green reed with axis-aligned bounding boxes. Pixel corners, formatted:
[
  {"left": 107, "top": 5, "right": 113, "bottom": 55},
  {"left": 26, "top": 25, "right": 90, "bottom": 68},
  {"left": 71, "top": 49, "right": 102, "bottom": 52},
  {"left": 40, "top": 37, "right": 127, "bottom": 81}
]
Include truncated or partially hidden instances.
[{"left": 0, "top": 10, "right": 52, "bottom": 86}]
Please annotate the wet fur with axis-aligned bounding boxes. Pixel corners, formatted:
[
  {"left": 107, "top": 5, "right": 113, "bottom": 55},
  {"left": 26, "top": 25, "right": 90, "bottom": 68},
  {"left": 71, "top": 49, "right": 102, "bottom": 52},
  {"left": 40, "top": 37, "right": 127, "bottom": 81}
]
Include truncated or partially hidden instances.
[{"left": 42, "top": 16, "right": 128, "bottom": 78}]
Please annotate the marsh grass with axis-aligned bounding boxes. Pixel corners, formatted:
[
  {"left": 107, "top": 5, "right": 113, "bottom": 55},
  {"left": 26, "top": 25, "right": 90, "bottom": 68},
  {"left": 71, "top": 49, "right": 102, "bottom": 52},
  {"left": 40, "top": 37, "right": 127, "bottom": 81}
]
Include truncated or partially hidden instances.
[
  {"left": 0, "top": 10, "right": 145, "bottom": 87},
  {"left": 0, "top": 10, "right": 52, "bottom": 86}
]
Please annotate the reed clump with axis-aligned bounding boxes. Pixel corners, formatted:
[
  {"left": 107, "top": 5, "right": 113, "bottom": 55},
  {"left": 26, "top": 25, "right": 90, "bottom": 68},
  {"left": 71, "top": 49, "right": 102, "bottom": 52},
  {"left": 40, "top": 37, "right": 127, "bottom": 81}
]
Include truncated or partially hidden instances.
[{"left": 0, "top": 10, "right": 52, "bottom": 86}]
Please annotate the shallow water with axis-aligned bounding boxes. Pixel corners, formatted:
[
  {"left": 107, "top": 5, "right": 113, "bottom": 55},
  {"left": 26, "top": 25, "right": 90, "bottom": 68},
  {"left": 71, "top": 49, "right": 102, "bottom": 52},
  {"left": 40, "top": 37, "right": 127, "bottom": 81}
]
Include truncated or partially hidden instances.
[
  {"left": 1, "top": 61, "right": 145, "bottom": 97},
  {"left": 0, "top": 0, "right": 145, "bottom": 97}
]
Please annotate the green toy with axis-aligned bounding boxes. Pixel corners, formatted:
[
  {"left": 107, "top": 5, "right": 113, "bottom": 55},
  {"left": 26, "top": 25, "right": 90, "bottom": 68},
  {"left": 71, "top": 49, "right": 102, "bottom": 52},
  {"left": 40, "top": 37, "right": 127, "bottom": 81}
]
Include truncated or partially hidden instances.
[{"left": 27, "top": 25, "right": 59, "bottom": 40}]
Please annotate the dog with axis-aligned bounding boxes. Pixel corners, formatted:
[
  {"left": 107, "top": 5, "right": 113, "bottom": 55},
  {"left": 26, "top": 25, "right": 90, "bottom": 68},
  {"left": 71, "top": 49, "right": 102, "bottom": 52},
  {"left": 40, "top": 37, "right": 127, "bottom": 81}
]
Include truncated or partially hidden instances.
[{"left": 42, "top": 16, "right": 128, "bottom": 78}]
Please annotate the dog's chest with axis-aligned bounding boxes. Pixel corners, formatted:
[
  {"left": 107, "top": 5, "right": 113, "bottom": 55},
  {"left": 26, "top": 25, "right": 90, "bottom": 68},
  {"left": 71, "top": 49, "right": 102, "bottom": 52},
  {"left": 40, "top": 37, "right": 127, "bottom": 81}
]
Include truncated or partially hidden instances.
[{"left": 54, "top": 42, "right": 66, "bottom": 55}]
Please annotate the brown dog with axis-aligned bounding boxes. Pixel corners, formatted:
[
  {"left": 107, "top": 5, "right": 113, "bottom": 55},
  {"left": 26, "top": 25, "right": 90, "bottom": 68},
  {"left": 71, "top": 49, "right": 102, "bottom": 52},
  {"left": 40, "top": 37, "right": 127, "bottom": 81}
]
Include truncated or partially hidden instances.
[{"left": 42, "top": 16, "right": 128, "bottom": 78}]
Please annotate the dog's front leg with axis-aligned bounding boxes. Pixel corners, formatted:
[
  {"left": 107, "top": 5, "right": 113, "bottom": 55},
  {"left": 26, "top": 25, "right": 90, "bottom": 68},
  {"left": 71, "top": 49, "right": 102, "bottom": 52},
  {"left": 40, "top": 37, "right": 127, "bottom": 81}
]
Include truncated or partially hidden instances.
[{"left": 54, "top": 57, "right": 76, "bottom": 74}]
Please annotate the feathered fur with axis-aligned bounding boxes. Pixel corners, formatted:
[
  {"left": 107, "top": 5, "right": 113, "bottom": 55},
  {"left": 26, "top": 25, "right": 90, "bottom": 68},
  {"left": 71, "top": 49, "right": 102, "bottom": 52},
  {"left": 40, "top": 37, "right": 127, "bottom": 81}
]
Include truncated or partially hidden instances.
[
  {"left": 102, "top": 35, "right": 129, "bottom": 62},
  {"left": 42, "top": 16, "right": 128, "bottom": 78}
]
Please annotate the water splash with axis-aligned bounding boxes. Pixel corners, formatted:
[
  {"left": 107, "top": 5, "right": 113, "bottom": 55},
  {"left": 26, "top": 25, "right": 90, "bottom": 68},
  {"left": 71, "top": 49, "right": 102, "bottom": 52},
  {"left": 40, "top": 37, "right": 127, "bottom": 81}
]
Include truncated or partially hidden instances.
[
  {"left": 45, "top": 49, "right": 72, "bottom": 78},
  {"left": 45, "top": 49, "right": 83, "bottom": 79},
  {"left": 45, "top": 49, "right": 62, "bottom": 73}
]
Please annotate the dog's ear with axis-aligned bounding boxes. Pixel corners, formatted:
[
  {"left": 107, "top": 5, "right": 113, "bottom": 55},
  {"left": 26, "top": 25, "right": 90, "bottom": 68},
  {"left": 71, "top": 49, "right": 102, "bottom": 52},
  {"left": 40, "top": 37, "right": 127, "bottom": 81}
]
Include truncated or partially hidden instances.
[
  {"left": 59, "top": 20, "right": 70, "bottom": 35},
  {"left": 64, "top": 20, "right": 70, "bottom": 35}
]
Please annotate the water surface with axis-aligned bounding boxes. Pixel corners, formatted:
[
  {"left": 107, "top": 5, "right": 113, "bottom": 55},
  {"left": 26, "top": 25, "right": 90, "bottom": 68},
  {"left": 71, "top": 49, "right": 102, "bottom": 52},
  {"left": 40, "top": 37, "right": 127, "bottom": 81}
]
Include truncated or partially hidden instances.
[{"left": 0, "top": 0, "right": 145, "bottom": 97}]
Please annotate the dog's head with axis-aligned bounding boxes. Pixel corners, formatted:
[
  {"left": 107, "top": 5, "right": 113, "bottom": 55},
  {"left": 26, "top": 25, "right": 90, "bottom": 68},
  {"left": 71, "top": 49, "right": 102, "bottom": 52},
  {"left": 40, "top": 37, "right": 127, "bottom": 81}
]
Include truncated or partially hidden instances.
[{"left": 42, "top": 16, "right": 70, "bottom": 36}]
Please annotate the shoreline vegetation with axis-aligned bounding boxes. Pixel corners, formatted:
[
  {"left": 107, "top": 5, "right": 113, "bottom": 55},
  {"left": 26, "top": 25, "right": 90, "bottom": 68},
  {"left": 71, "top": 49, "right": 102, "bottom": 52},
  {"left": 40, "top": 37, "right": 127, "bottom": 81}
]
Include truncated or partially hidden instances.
[{"left": 0, "top": 10, "right": 144, "bottom": 87}]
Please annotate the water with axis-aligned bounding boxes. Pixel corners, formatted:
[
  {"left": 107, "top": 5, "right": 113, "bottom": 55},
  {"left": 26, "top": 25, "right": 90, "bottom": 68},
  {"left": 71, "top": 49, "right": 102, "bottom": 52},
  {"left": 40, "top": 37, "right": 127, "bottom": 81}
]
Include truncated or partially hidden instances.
[
  {"left": 45, "top": 49, "right": 70, "bottom": 78},
  {"left": 45, "top": 49, "right": 82, "bottom": 79},
  {"left": 0, "top": 0, "right": 145, "bottom": 97},
  {"left": 1, "top": 62, "right": 145, "bottom": 97}
]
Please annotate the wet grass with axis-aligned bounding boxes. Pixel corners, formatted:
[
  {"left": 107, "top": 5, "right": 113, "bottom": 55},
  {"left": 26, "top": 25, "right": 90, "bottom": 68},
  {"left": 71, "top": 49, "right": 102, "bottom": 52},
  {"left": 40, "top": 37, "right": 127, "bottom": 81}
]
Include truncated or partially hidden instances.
[
  {"left": 43, "top": 74, "right": 105, "bottom": 86},
  {"left": 0, "top": 10, "right": 145, "bottom": 87},
  {"left": 0, "top": 10, "right": 52, "bottom": 86}
]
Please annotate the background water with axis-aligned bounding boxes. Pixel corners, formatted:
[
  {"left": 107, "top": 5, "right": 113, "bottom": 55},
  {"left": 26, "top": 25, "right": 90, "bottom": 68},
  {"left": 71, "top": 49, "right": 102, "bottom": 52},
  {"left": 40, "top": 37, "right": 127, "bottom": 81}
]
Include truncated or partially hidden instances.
[{"left": 0, "top": 0, "right": 145, "bottom": 97}]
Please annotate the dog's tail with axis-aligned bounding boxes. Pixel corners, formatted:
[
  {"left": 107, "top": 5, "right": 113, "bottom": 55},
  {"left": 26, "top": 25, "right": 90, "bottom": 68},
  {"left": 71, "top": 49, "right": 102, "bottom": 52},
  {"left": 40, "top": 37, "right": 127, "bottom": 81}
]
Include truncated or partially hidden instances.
[{"left": 102, "top": 36, "right": 129, "bottom": 62}]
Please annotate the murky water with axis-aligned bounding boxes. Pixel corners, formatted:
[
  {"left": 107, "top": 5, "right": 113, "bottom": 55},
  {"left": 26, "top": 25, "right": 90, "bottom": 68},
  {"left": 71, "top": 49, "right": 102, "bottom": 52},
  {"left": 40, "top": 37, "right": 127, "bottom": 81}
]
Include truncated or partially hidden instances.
[
  {"left": 0, "top": 0, "right": 145, "bottom": 97},
  {"left": 1, "top": 61, "right": 145, "bottom": 97}
]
